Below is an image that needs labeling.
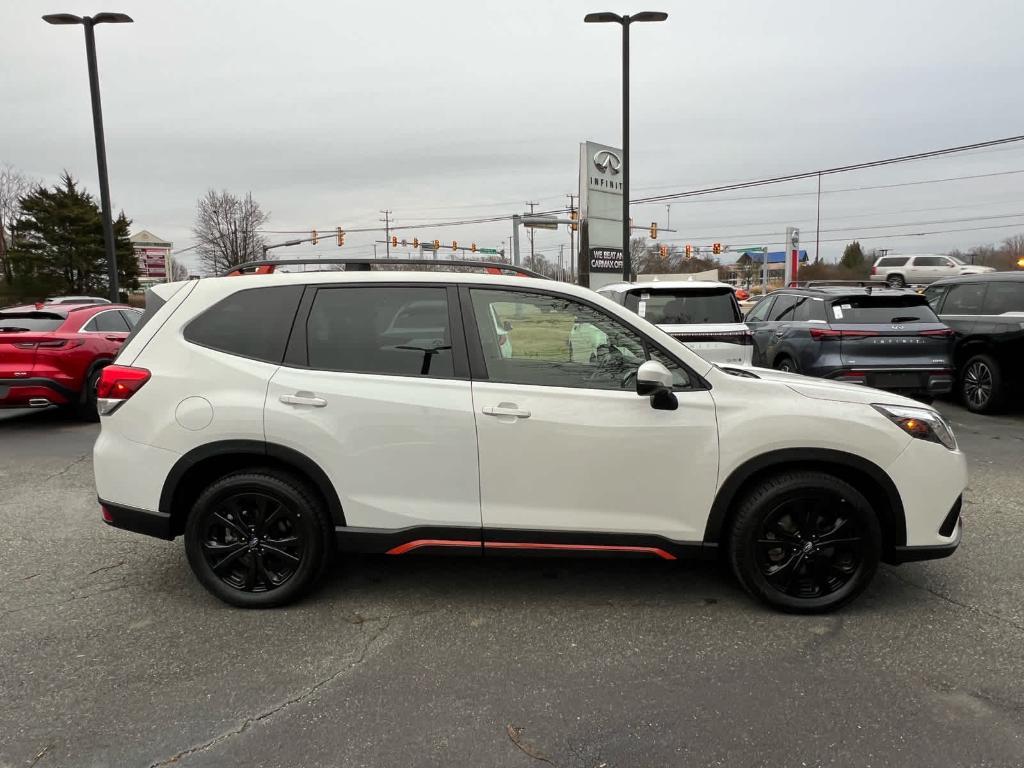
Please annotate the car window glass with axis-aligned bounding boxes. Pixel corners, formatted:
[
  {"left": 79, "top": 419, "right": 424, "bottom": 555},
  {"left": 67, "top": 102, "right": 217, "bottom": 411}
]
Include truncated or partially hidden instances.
[
  {"left": 829, "top": 296, "right": 938, "bottom": 323},
  {"left": 470, "top": 288, "right": 684, "bottom": 391},
  {"left": 0, "top": 312, "right": 65, "bottom": 331},
  {"left": 185, "top": 285, "right": 303, "bottom": 363},
  {"left": 745, "top": 296, "right": 774, "bottom": 322},
  {"left": 768, "top": 294, "right": 798, "bottom": 321},
  {"left": 914, "top": 256, "right": 944, "bottom": 267},
  {"left": 89, "top": 310, "right": 130, "bottom": 332},
  {"left": 790, "top": 296, "right": 816, "bottom": 322},
  {"left": 923, "top": 286, "right": 949, "bottom": 313},
  {"left": 624, "top": 288, "right": 740, "bottom": 324},
  {"left": 878, "top": 257, "right": 909, "bottom": 267},
  {"left": 981, "top": 282, "right": 1024, "bottom": 314},
  {"left": 120, "top": 310, "right": 142, "bottom": 328},
  {"left": 306, "top": 286, "right": 454, "bottom": 378},
  {"left": 943, "top": 283, "right": 987, "bottom": 314}
]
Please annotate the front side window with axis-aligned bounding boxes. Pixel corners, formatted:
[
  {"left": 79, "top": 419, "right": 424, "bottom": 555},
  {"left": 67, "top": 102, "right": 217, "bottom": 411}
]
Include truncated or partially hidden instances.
[
  {"left": 942, "top": 283, "right": 987, "bottom": 315},
  {"left": 981, "top": 282, "right": 1024, "bottom": 315},
  {"left": 623, "top": 288, "right": 740, "bottom": 324},
  {"left": 923, "top": 285, "right": 950, "bottom": 313},
  {"left": 470, "top": 288, "right": 689, "bottom": 390},
  {"left": 768, "top": 294, "right": 798, "bottom": 321},
  {"left": 306, "top": 286, "right": 454, "bottom": 378}
]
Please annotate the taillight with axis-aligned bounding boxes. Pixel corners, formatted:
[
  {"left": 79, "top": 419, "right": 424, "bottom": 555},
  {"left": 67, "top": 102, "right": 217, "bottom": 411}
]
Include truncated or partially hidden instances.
[
  {"left": 96, "top": 365, "right": 150, "bottom": 415},
  {"left": 920, "top": 328, "right": 954, "bottom": 337},
  {"left": 13, "top": 340, "right": 81, "bottom": 350},
  {"left": 809, "top": 328, "right": 879, "bottom": 340},
  {"left": 871, "top": 266, "right": 877, "bottom": 275}
]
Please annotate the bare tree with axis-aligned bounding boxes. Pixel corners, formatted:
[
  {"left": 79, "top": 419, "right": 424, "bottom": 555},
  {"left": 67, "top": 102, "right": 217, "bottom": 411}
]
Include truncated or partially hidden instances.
[
  {"left": 168, "top": 256, "right": 191, "bottom": 282},
  {"left": 0, "top": 163, "right": 35, "bottom": 284},
  {"left": 192, "top": 189, "right": 268, "bottom": 274}
]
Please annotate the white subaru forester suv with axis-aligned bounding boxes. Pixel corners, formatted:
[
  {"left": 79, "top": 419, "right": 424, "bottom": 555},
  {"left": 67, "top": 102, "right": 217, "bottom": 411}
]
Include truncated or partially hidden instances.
[{"left": 93, "top": 261, "right": 966, "bottom": 613}]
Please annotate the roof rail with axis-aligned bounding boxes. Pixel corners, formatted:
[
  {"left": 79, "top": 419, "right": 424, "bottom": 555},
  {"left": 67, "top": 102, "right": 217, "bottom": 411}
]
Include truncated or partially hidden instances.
[
  {"left": 223, "top": 258, "right": 548, "bottom": 279},
  {"left": 793, "top": 280, "right": 877, "bottom": 288}
]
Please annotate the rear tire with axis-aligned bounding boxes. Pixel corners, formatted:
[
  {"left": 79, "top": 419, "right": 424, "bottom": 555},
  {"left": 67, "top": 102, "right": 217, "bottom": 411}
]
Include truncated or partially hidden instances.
[
  {"left": 184, "top": 469, "right": 332, "bottom": 608},
  {"left": 728, "top": 471, "right": 881, "bottom": 613},
  {"left": 960, "top": 353, "right": 1003, "bottom": 414},
  {"left": 886, "top": 274, "right": 905, "bottom": 288},
  {"left": 774, "top": 356, "right": 798, "bottom": 374},
  {"left": 72, "top": 368, "right": 102, "bottom": 422}
]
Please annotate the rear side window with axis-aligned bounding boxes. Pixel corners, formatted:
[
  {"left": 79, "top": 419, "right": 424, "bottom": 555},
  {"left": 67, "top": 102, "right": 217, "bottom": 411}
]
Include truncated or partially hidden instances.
[
  {"left": 877, "top": 257, "right": 910, "bottom": 267},
  {"left": 84, "top": 310, "right": 130, "bottom": 332},
  {"left": 942, "top": 283, "right": 987, "bottom": 315},
  {"left": 768, "top": 294, "right": 798, "bottom": 321},
  {"left": 744, "top": 296, "right": 774, "bottom": 322},
  {"left": 791, "top": 296, "right": 826, "bottom": 322},
  {"left": 913, "top": 256, "right": 950, "bottom": 267},
  {"left": 828, "top": 296, "right": 939, "bottom": 323},
  {"left": 185, "top": 285, "right": 303, "bottom": 363},
  {"left": 981, "top": 282, "right": 1024, "bottom": 314},
  {"left": 305, "top": 286, "right": 454, "bottom": 378},
  {"left": 0, "top": 312, "right": 64, "bottom": 332}
]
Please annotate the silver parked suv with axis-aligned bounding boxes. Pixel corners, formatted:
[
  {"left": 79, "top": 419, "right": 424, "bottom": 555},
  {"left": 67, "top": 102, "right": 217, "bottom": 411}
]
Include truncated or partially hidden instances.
[{"left": 870, "top": 254, "right": 994, "bottom": 288}]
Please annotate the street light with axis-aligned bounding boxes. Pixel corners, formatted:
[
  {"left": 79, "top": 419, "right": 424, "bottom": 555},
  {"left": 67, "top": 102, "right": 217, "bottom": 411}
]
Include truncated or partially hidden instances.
[
  {"left": 584, "top": 10, "right": 667, "bottom": 282},
  {"left": 43, "top": 12, "right": 133, "bottom": 302}
]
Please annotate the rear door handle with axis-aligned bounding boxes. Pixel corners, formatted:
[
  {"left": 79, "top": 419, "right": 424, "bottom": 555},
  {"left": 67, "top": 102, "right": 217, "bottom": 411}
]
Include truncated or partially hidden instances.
[
  {"left": 279, "top": 393, "right": 327, "bottom": 407},
  {"left": 482, "top": 403, "right": 531, "bottom": 419},
  {"left": 105, "top": 335, "right": 125, "bottom": 342}
]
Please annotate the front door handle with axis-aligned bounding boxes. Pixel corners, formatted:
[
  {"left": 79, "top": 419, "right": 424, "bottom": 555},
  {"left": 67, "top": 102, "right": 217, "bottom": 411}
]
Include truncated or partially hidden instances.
[
  {"left": 774, "top": 329, "right": 785, "bottom": 337},
  {"left": 105, "top": 335, "right": 125, "bottom": 342},
  {"left": 482, "top": 403, "right": 531, "bottom": 419},
  {"left": 279, "top": 392, "right": 327, "bottom": 408}
]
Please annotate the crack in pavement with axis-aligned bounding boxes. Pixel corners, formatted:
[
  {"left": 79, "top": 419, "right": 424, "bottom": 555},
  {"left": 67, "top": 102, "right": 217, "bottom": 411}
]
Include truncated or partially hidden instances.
[
  {"left": 0, "top": 582, "right": 140, "bottom": 616},
  {"left": 40, "top": 454, "right": 90, "bottom": 482},
  {"left": 884, "top": 568, "right": 1024, "bottom": 633},
  {"left": 147, "top": 616, "right": 394, "bottom": 767}
]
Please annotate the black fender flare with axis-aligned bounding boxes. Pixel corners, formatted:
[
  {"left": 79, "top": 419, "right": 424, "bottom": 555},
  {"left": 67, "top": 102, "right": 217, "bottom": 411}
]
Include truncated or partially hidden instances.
[
  {"left": 158, "top": 439, "right": 345, "bottom": 525},
  {"left": 703, "top": 448, "right": 906, "bottom": 547}
]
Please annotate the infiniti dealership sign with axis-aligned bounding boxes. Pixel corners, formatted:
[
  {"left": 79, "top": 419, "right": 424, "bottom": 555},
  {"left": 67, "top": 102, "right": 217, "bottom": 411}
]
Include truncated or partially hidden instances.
[{"left": 579, "top": 140, "right": 625, "bottom": 287}]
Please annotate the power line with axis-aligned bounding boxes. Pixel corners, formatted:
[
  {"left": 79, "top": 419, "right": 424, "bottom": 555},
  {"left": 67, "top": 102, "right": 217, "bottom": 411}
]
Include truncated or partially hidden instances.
[{"left": 631, "top": 134, "right": 1024, "bottom": 204}]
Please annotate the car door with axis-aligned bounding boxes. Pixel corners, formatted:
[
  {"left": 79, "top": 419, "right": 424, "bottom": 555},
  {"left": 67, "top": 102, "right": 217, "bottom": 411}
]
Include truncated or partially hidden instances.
[
  {"left": 743, "top": 294, "right": 776, "bottom": 366},
  {"left": 82, "top": 308, "right": 132, "bottom": 354},
  {"left": 463, "top": 285, "right": 719, "bottom": 544},
  {"left": 757, "top": 294, "right": 797, "bottom": 366},
  {"left": 264, "top": 283, "right": 483, "bottom": 535}
]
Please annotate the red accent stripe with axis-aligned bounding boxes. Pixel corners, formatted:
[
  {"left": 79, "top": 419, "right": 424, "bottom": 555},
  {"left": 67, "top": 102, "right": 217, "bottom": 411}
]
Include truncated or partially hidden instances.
[
  {"left": 483, "top": 542, "right": 677, "bottom": 560},
  {"left": 386, "top": 539, "right": 480, "bottom": 555}
]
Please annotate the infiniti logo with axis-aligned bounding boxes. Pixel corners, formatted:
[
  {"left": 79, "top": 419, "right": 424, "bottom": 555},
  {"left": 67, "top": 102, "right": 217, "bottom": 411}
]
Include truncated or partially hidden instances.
[{"left": 593, "top": 149, "right": 622, "bottom": 175}]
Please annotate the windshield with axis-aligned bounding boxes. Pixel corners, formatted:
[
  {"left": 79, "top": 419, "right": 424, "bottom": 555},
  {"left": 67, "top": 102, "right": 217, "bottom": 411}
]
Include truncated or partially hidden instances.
[
  {"left": 0, "top": 312, "right": 64, "bottom": 332},
  {"left": 624, "top": 288, "right": 740, "bottom": 324},
  {"left": 949, "top": 255, "right": 966, "bottom": 266},
  {"left": 828, "top": 296, "right": 939, "bottom": 324}
]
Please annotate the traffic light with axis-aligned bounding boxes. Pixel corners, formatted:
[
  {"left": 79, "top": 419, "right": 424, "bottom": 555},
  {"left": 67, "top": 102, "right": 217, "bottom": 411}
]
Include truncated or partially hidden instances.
[
  {"left": 659, "top": 244, "right": 668, "bottom": 258},
  {"left": 433, "top": 239, "right": 440, "bottom": 250},
  {"left": 650, "top": 222, "right": 658, "bottom": 239},
  {"left": 311, "top": 229, "right": 318, "bottom": 246},
  {"left": 336, "top": 228, "right": 345, "bottom": 246},
  {"left": 569, "top": 209, "right": 578, "bottom": 232},
  {"left": 452, "top": 240, "right": 458, "bottom": 251},
  {"left": 412, "top": 237, "right": 419, "bottom": 248},
  {"left": 471, "top": 243, "right": 477, "bottom": 253},
  {"left": 391, "top": 235, "right": 398, "bottom": 248},
  {"left": 712, "top": 242, "right": 721, "bottom": 255},
  {"left": 685, "top": 244, "right": 692, "bottom": 259}
]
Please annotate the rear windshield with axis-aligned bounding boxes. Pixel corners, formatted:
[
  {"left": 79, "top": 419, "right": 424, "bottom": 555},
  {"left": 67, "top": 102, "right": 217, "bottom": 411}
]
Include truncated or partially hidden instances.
[
  {"left": 624, "top": 288, "right": 740, "bottom": 324},
  {"left": 0, "top": 312, "right": 65, "bottom": 332},
  {"left": 829, "top": 296, "right": 939, "bottom": 324}
]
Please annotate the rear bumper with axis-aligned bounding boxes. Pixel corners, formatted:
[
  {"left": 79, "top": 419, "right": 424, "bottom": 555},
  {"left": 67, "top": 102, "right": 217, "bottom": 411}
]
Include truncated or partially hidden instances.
[
  {"left": 0, "top": 377, "right": 76, "bottom": 407},
  {"left": 822, "top": 368, "right": 953, "bottom": 395},
  {"left": 99, "top": 499, "right": 173, "bottom": 540}
]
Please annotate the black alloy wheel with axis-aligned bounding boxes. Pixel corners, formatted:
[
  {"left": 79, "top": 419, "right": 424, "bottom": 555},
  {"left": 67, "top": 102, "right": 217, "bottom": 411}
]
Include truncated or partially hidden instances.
[
  {"left": 886, "top": 274, "right": 905, "bottom": 288},
  {"left": 729, "top": 472, "right": 881, "bottom": 613},
  {"left": 185, "top": 470, "right": 330, "bottom": 608},
  {"left": 960, "top": 354, "right": 1002, "bottom": 414}
]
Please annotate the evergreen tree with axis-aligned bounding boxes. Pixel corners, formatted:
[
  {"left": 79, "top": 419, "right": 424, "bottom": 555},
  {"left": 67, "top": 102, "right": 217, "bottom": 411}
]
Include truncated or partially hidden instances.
[
  {"left": 840, "top": 240, "right": 866, "bottom": 272},
  {"left": 8, "top": 172, "right": 137, "bottom": 298}
]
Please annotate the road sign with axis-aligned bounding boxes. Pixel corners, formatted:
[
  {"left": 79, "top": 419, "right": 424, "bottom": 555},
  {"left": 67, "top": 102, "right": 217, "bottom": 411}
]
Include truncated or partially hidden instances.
[
  {"left": 478, "top": 247, "right": 499, "bottom": 254},
  {"left": 522, "top": 215, "right": 559, "bottom": 230}
]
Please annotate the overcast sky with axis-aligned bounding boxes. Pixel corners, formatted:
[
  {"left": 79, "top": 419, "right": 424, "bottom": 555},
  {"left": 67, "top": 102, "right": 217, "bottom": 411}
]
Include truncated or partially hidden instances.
[{"left": 4, "top": 0, "right": 1024, "bottom": 270}]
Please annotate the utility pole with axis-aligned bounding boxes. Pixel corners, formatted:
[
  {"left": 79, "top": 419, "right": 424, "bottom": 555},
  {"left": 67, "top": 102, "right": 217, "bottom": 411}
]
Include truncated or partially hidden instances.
[
  {"left": 526, "top": 201, "right": 537, "bottom": 266},
  {"left": 511, "top": 215, "right": 522, "bottom": 265},
  {"left": 567, "top": 193, "right": 577, "bottom": 284},
  {"left": 665, "top": 204, "right": 671, "bottom": 230},
  {"left": 815, "top": 173, "right": 822, "bottom": 263},
  {"left": 559, "top": 244, "right": 564, "bottom": 281},
  {"left": 380, "top": 210, "right": 392, "bottom": 258}
]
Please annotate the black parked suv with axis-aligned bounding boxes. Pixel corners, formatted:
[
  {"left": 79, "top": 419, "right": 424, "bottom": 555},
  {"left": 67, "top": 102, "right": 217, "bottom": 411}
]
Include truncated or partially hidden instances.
[
  {"left": 923, "top": 272, "right": 1024, "bottom": 413},
  {"left": 744, "top": 287, "right": 954, "bottom": 398}
]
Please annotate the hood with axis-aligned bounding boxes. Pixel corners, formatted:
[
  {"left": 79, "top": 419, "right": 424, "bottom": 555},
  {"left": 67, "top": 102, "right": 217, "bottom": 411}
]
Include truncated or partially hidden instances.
[{"left": 721, "top": 366, "right": 921, "bottom": 407}]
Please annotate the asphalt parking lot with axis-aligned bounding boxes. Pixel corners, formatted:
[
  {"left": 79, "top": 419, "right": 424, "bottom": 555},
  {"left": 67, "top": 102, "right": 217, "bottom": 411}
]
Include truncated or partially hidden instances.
[{"left": 1, "top": 402, "right": 1022, "bottom": 768}]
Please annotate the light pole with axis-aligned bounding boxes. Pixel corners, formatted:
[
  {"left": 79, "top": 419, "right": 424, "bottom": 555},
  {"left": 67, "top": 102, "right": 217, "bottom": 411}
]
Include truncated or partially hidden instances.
[
  {"left": 43, "top": 12, "right": 133, "bottom": 302},
  {"left": 584, "top": 10, "right": 667, "bottom": 282}
]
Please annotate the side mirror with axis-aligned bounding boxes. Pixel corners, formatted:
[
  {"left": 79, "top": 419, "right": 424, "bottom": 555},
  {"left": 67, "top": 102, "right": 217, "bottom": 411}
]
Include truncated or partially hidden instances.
[{"left": 636, "top": 360, "right": 678, "bottom": 411}]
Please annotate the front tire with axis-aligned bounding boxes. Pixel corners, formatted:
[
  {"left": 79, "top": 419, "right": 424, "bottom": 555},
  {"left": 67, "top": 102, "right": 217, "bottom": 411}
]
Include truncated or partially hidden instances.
[
  {"left": 185, "top": 469, "right": 331, "bottom": 608},
  {"left": 728, "top": 471, "right": 881, "bottom": 613},
  {"left": 960, "top": 353, "right": 1003, "bottom": 414},
  {"left": 886, "top": 274, "right": 905, "bottom": 288}
]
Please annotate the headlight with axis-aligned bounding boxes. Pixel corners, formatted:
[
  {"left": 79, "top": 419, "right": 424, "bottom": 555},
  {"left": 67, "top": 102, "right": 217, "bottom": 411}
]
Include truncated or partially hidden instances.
[{"left": 872, "top": 404, "right": 957, "bottom": 450}]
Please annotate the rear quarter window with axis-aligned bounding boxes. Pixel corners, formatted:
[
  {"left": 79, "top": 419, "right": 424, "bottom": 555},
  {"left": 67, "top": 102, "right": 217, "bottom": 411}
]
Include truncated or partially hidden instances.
[{"left": 184, "top": 285, "right": 304, "bottom": 363}]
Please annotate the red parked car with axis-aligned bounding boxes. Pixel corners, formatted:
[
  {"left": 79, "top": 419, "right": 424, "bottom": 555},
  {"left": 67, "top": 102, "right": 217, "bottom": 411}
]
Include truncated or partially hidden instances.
[{"left": 0, "top": 302, "right": 142, "bottom": 420}]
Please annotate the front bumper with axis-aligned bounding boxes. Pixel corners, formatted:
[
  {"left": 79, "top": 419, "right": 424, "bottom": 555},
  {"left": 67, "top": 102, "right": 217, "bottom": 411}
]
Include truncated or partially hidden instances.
[
  {"left": 887, "top": 518, "right": 961, "bottom": 563},
  {"left": 100, "top": 499, "right": 173, "bottom": 540}
]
